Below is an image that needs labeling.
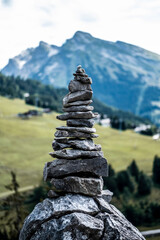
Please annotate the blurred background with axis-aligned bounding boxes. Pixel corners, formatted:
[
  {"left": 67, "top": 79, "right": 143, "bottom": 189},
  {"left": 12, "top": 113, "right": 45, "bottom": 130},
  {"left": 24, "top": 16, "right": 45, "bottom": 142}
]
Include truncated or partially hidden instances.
[{"left": 0, "top": 0, "right": 160, "bottom": 239}]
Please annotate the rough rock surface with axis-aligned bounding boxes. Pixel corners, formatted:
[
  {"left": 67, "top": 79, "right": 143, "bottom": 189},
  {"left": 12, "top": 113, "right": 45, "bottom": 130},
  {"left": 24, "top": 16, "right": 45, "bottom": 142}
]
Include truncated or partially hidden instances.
[
  {"left": 20, "top": 195, "right": 144, "bottom": 240},
  {"left": 63, "top": 90, "right": 92, "bottom": 106},
  {"left": 30, "top": 213, "right": 104, "bottom": 240},
  {"left": 19, "top": 194, "right": 99, "bottom": 240},
  {"left": 54, "top": 130, "right": 98, "bottom": 138},
  {"left": 63, "top": 99, "right": 92, "bottom": 108},
  {"left": 96, "top": 205, "right": 145, "bottom": 240},
  {"left": 63, "top": 105, "right": 94, "bottom": 112},
  {"left": 57, "top": 111, "right": 97, "bottom": 120},
  {"left": 52, "top": 139, "right": 101, "bottom": 151},
  {"left": 50, "top": 176, "right": 103, "bottom": 196},
  {"left": 100, "top": 190, "right": 113, "bottom": 203},
  {"left": 67, "top": 118, "right": 94, "bottom": 127},
  {"left": 43, "top": 157, "right": 108, "bottom": 180},
  {"left": 56, "top": 126, "right": 96, "bottom": 133},
  {"left": 69, "top": 80, "right": 92, "bottom": 92},
  {"left": 49, "top": 149, "right": 103, "bottom": 159},
  {"left": 74, "top": 75, "right": 92, "bottom": 84}
]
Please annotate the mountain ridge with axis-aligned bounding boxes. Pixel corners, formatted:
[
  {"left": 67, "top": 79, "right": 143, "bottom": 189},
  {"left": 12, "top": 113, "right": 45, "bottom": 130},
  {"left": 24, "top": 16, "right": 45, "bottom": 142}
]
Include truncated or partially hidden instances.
[{"left": 2, "top": 31, "right": 160, "bottom": 125}]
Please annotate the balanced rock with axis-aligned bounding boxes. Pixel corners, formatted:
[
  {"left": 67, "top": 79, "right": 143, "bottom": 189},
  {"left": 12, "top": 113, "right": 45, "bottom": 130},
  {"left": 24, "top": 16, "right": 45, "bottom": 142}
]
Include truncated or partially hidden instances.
[
  {"left": 43, "top": 157, "right": 108, "bottom": 180},
  {"left": 50, "top": 176, "right": 103, "bottom": 196},
  {"left": 74, "top": 75, "right": 92, "bottom": 84},
  {"left": 63, "top": 105, "right": 94, "bottom": 112},
  {"left": 63, "top": 99, "right": 92, "bottom": 108},
  {"left": 52, "top": 139, "right": 101, "bottom": 151},
  {"left": 57, "top": 111, "right": 97, "bottom": 120},
  {"left": 54, "top": 130, "right": 98, "bottom": 138},
  {"left": 19, "top": 194, "right": 100, "bottom": 240},
  {"left": 49, "top": 149, "right": 103, "bottom": 159},
  {"left": 67, "top": 118, "right": 94, "bottom": 127},
  {"left": 56, "top": 126, "right": 96, "bottom": 133},
  {"left": 63, "top": 90, "right": 92, "bottom": 106},
  {"left": 69, "top": 80, "right": 92, "bottom": 92}
]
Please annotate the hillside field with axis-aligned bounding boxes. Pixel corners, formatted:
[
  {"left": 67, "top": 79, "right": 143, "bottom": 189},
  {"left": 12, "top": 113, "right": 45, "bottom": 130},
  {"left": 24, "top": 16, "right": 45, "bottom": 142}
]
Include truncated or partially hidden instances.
[{"left": 0, "top": 96, "right": 160, "bottom": 193}]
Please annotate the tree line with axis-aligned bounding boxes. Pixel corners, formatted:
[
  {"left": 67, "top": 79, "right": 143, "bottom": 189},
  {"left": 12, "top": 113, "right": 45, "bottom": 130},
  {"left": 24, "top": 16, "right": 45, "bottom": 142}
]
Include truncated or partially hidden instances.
[{"left": 0, "top": 73, "right": 153, "bottom": 129}]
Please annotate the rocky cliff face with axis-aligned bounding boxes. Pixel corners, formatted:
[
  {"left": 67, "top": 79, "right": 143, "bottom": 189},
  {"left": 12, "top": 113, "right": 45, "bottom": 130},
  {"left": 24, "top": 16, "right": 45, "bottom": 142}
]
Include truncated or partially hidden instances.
[
  {"left": 19, "top": 66, "right": 145, "bottom": 240},
  {"left": 2, "top": 31, "right": 160, "bottom": 125}
]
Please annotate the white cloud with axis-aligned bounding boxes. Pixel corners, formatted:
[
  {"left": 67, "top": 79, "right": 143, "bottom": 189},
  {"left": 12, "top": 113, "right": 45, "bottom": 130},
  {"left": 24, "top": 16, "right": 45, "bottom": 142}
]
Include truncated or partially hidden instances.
[{"left": 0, "top": 0, "right": 160, "bottom": 69}]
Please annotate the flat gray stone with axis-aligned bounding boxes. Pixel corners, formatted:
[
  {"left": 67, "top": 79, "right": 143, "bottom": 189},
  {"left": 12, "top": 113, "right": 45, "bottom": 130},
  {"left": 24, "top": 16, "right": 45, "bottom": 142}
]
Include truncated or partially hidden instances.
[
  {"left": 50, "top": 176, "right": 103, "bottom": 196},
  {"left": 54, "top": 130, "right": 98, "bottom": 138},
  {"left": 49, "top": 149, "right": 103, "bottom": 159},
  {"left": 74, "top": 76, "right": 92, "bottom": 84},
  {"left": 57, "top": 111, "right": 97, "bottom": 120},
  {"left": 63, "top": 90, "right": 92, "bottom": 106},
  {"left": 67, "top": 119, "right": 94, "bottom": 128},
  {"left": 30, "top": 213, "right": 104, "bottom": 240},
  {"left": 73, "top": 73, "right": 88, "bottom": 77},
  {"left": 98, "top": 190, "right": 113, "bottom": 203},
  {"left": 69, "top": 80, "right": 92, "bottom": 92},
  {"left": 19, "top": 194, "right": 100, "bottom": 240},
  {"left": 63, "top": 105, "right": 94, "bottom": 112},
  {"left": 56, "top": 126, "right": 96, "bottom": 133},
  {"left": 96, "top": 205, "right": 145, "bottom": 240},
  {"left": 43, "top": 157, "right": 108, "bottom": 180},
  {"left": 63, "top": 100, "right": 92, "bottom": 108},
  {"left": 52, "top": 139, "right": 101, "bottom": 151}
]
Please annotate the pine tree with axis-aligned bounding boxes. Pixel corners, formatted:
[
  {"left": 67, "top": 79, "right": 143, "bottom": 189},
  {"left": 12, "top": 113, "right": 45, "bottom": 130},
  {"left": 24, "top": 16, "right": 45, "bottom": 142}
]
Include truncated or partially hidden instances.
[
  {"left": 152, "top": 155, "right": 160, "bottom": 184},
  {"left": 138, "top": 171, "right": 152, "bottom": 195},
  {"left": 128, "top": 160, "right": 139, "bottom": 182}
]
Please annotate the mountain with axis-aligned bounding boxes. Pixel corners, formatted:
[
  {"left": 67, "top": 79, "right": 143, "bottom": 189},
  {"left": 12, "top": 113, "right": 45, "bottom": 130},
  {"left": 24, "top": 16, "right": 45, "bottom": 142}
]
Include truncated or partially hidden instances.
[{"left": 2, "top": 31, "right": 160, "bottom": 125}]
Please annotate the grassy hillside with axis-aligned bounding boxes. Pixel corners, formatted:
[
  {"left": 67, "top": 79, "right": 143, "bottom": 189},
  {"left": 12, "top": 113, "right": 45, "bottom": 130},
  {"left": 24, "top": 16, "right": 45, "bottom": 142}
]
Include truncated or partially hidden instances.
[{"left": 0, "top": 96, "right": 159, "bottom": 193}]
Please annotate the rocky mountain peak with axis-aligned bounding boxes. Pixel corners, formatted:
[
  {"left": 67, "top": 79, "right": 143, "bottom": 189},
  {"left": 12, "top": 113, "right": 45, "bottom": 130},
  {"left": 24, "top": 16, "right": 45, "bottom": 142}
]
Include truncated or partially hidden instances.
[{"left": 2, "top": 31, "right": 160, "bottom": 126}]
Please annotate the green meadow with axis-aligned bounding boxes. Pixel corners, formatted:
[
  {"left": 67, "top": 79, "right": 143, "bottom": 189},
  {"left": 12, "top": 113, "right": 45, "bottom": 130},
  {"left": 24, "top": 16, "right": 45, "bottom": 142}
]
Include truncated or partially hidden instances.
[{"left": 0, "top": 96, "right": 160, "bottom": 194}]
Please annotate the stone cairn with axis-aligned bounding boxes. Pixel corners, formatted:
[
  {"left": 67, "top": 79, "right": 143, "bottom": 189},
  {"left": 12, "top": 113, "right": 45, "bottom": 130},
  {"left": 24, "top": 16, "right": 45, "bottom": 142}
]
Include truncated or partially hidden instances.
[{"left": 20, "top": 66, "right": 145, "bottom": 240}]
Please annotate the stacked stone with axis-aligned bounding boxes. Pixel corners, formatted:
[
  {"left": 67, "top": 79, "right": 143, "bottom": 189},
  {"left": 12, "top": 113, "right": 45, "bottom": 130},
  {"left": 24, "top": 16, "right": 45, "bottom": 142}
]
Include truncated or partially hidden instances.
[
  {"left": 44, "top": 65, "right": 108, "bottom": 197},
  {"left": 20, "top": 66, "right": 145, "bottom": 240}
]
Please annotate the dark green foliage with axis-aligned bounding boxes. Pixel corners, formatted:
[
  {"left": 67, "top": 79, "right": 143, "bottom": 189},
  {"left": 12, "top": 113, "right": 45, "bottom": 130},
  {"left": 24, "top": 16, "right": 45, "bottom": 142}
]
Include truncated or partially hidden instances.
[
  {"left": 117, "top": 170, "right": 134, "bottom": 193},
  {"left": 108, "top": 164, "right": 115, "bottom": 177},
  {"left": 0, "top": 73, "right": 67, "bottom": 113},
  {"left": 138, "top": 171, "right": 152, "bottom": 195},
  {"left": 25, "top": 180, "right": 51, "bottom": 211},
  {"left": 123, "top": 204, "right": 144, "bottom": 226},
  {"left": 123, "top": 201, "right": 160, "bottom": 226},
  {"left": 128, "top": 160, "right": 139, "bottom": 182},
  {"left": 0, "top": 171, "right": 27, "bottom": 240},
  {"left": 152, "top": 155, "right": 160, "bottom": 184},
  {"left": 103, "top": 164, "right": 119, "bottom": 196}
]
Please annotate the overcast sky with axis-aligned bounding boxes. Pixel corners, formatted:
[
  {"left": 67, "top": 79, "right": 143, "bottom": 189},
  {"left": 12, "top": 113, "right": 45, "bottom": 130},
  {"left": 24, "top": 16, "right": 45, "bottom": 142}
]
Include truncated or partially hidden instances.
[{"left": 0, "top": 0, "right": 160, "bottom": 69}]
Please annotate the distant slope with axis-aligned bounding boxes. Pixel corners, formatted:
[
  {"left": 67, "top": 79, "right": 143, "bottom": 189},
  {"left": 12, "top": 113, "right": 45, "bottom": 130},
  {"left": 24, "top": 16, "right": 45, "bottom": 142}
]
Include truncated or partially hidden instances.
[
  {"left": 0, "top": 73, "right": 151, "bottom": 126},
  {"left": 2, "top": 31, "right": 160, "bottom": 125},
  {"left": 0, "top": 96, "right": 159, "bottom": 194}
]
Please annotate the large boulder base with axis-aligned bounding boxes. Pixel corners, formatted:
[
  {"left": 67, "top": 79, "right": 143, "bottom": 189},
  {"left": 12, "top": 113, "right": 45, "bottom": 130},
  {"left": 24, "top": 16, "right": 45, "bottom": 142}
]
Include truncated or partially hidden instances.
[
  {"left": 19, "top": 194, "right": 99, "bottom": 240},
  {"left": 20, "top": 195, "right": 145, "bottom": 240}
]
